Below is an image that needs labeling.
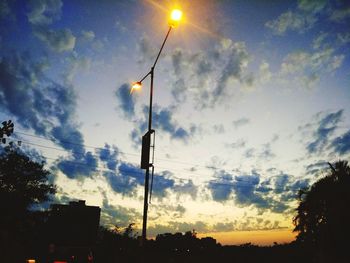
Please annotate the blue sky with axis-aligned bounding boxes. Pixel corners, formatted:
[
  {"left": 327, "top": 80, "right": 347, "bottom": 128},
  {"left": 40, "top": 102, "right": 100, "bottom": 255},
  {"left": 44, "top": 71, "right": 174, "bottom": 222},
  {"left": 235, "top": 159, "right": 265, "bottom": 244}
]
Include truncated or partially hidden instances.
[{"left": 1, "top": 0, "right": 350, "bottom": 244}]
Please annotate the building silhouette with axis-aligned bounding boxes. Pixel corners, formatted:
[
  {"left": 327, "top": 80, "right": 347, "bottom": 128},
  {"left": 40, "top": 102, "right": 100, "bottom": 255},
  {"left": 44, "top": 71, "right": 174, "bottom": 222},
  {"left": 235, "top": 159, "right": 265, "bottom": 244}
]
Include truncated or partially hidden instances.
[{"left": 46, "top": 200, "right": 100, "bottom": 263}]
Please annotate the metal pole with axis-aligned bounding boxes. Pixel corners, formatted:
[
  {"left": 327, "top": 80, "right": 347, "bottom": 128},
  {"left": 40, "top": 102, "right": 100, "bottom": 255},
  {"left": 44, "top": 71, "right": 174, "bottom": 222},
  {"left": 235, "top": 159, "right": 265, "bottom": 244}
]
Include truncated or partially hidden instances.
[
  {"left": 141, "top": 67, "right": 154, "bottom": 244},
  {"left": 153, "top": 26, "right": 172, "bottom": 69},
  {"left": 141, "top": 169, "right": 150, "bottom": 244},
  {"left": 148, "top": 67, "right": 154, "bottom": 131},
  {"left": 141, "top": 26, "right": 172, "bottom": 245}
]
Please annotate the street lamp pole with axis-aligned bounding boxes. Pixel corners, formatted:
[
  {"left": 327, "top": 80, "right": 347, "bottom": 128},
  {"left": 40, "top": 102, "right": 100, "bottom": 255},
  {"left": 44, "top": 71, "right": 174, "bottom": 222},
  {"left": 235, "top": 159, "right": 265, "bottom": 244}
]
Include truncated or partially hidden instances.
[
  {"left": 141, "top": 25, "right": 172, "bottom": 245},
  {"left": 132, "top": 9, "right": 182, "bottom": 245}
]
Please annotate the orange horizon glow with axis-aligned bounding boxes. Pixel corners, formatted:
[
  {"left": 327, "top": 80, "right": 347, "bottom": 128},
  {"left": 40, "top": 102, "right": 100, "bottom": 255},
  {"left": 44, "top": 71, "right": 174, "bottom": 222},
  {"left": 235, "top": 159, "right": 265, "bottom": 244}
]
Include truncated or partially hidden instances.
[{"left": 197, "top": 228, "right": 297, "bottom": 246}]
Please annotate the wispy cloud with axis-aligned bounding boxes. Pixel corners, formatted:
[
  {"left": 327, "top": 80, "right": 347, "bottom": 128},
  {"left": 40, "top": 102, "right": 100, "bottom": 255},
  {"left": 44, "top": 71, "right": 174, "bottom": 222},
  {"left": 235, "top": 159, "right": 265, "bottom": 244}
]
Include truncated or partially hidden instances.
[
  {"left": 329, "top": 7, "right": 350, "bottom": 23},
  {"left": 208, "top": 170, "right": 234, "bottom": 202},
  {"left": 259, "top": 143, "right": 275, "bottom": 160},
  {"left": 27, "top": 0, "right": 76, "bottom": 53},
  {"left": 266, "top": 11, "right": 317, "bottom": 36},
  {"left": 233, "top": 118, "right": 250, "bottom": 129},
  {"left": 306, "top": 110, "right": 343, "bottom": 154},
  {"left": 115, "top": 83, "right": 135, "bottom": 118},
  {"left": 34, "top": 28, "right": 76, "bottom": 52},
  {"left": 80, "top": 30, "right": 95, "bottom": 42},
  {"left": 167, "top": 38, "right": 252, "bottom": 109},
  {"left": 64, "top": 53, "right": 91, "bottom": 83},
  {"left": 27, "top": 0, "right": 63, "bottom": 26},
  {"left": 104, "top": 170, "right": 138, "bottom": 196},
  {"left": 305, "top": 161, "right": 328, "bottom": 176},
  {"left": 331, "top": 129, "right": 350, "bottom": 155},
  {"left": 98, "top": 143, "right": 119, "bottom": 170},
  {"left": 147, "top": 221, "right": 209, "bottom": 237},
  {"left": 100, "top": 195, "right": 141, "bottom": 227},
  {"left": 136, "top": 34, "right": 157, "bottom": 64},
  {"left": 225, "top": 139, "right": 246, "bottom": 149},
  {"left": 208, "top": 169, "right": 309, "bottom": 214},
  {"left": 265, "top": 0, "right": 327, "bottom": 35},
  {"left": 279, "top": 48, "right": 344, "bottom": 89},
  {"left": 103, "top": 161, "right": 197, "bottom": 199},
  {"left": 130, "top": 105, "right": 196, "bottom": 145},
  {"left": 57, "top": 151, "right": 97, "bottom": 179}
]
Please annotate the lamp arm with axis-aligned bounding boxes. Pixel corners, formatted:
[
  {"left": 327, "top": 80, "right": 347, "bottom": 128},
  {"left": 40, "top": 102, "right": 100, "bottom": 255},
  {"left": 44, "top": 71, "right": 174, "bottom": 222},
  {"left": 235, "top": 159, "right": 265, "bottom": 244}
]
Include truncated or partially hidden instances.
[
  {"left": 152, "top": 26, "right": 172, "bottom": 69},
  {"left": 138, "top": 70, "right": 152, "bottom": 83}
]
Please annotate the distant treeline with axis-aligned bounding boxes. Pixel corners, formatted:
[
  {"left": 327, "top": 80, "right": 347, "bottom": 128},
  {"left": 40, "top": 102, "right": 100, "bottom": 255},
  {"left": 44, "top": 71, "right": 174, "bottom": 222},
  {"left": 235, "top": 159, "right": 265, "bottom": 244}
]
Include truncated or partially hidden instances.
[{"left": 94, "top": 227, "right": 311, "bottom": 263}]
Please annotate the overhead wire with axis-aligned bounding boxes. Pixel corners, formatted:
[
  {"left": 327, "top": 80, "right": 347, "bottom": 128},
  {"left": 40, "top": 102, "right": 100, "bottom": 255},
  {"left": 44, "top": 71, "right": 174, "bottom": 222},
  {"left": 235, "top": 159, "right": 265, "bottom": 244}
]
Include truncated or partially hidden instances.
[
  {"left": 7, "top": 131, "right": 308, "bottom": 192},
  {"left": 21, "top": 139, "right": 297, "bottom": 185},
  {"left": 12, "top": 144, "right": 303, "bottom": 193},
  {"left": 18, "top": 140, "right": 212, "bottom": 178},
  {"left": 14, "top": 130, "right": 223, "bottom": 170}
]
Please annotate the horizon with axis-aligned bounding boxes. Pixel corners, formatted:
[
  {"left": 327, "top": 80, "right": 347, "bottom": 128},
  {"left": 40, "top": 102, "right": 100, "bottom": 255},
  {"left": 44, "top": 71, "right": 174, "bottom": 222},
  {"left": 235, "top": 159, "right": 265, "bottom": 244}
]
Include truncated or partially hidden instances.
[{"left": 1, "top": 0, "right": 349, "bottom": 246}]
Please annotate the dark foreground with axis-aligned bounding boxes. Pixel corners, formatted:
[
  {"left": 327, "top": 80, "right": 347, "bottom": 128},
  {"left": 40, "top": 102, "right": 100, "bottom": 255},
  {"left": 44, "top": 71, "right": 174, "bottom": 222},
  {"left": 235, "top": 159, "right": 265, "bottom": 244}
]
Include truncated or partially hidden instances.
[{"left": 3, "top": 230, "right": 319, "bottom": 263}]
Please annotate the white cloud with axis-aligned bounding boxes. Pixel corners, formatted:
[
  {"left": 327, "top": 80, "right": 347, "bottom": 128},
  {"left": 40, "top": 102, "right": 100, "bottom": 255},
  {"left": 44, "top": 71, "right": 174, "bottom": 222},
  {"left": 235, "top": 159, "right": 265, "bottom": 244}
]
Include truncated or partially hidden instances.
[
  {"left": 258, "top": 61, "right": 272, "bottom": 83},
  {"left": 27, "top": 0, "right": 62, "bottom": 26},
  {"left": 297, "top": 0, "right": 327, "bottom": 13},
  {"left": 81, "top": 30, "right": 95, "bottom": 42},
  {"left": 64, "top": 53, "right": 91, "bottom": 83},
  {"left": 34, "top": 28, "right": 76, "bottom": 52},
  {"left": 329, "top": 7, "right": 350, "bottom": 22},
  {"left": 265, "top": 0, "right": 328, "bottom": 35},
  {"left": 337, "top": 32, "right": 350, "bottom": 45},
  {"left": 312, "top": 32, "right": 329, "bottom": 49},
  {"left": 167, "top": 38, "right": 252, "bottom": 109},
  {"left": 279, "top": 47, "right": 344, "bottom": 89},
  {"left": 233, "top": 118, "right": 250, "bottom": 129},
  {"left": 265, "top": 11, "right": 316, "bottom": 35}
]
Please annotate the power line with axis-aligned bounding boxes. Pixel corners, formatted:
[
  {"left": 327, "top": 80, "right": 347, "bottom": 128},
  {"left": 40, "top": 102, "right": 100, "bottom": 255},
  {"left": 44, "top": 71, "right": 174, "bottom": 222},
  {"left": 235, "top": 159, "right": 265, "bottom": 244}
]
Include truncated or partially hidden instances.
[
  {"left": 28, "top": 153, "right": 303, "bottom": 193},
  {"left": 15, "top": 137, "right": 226, "bottom": 179},
  {"left": 24, "top": 139, "right": 293, "bottom": 183},
  {"left": 11, "top": 133, "right": 308, "bottom": 192},
  {"left": 19, "top": 140, "right": 211, "bottom": 178},
  {"left": 15, "top": 131, "right": 139, "bottom": 157},
  {"left": 9, "top": 139, "right": 306, "bottom": 190},
  {"left": 15, "top": 130, "right": 224, "bottom": 171}
]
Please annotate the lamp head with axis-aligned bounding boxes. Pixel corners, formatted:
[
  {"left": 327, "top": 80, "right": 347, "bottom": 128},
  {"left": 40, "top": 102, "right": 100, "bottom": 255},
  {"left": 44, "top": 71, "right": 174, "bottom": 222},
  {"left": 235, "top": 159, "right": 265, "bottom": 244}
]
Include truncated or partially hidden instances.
[
  {"left": 169, "top": 9, "right": 182, "bottom": 27},
  {"left": 131, "top": 81, "right": 142, "bottom": 94}
]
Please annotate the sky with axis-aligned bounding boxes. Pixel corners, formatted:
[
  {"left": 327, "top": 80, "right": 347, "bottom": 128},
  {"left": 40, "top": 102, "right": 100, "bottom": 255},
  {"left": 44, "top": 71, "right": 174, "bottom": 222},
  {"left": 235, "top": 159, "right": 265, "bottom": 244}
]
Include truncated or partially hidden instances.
[{"left": 0, "top": 0, "right": 350, "bottom": 245}]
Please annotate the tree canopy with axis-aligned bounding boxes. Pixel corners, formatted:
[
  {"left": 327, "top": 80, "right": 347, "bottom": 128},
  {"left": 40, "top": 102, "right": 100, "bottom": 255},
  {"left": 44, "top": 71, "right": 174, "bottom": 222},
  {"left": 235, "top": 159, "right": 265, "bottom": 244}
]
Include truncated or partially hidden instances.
[
  {"left": 0, "top": 147, "right": 56, "bottom": 262},
  {"left": 293, "top": 160, "right": 350, "bottom": 261},
  {"left": 0, "top": 147, "right": 56, "bottom": 213}
]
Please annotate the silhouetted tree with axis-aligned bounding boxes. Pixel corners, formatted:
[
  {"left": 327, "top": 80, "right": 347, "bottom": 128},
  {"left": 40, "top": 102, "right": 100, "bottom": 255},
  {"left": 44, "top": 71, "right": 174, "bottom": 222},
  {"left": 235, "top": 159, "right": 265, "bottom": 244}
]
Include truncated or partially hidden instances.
[
  {"left": 123, "top": 223, "right": 138, "bottom": 238},
  {"left": 0, "top": 120, "right": 14, "bottom": 144},
  {"left": 0, "top": 147, "right": 56, "bottom": 212},
  {"left": 0, "top": 147, "right": 56, "bottom": 262},
  {"left": 95, "top": 225, "right": 139, "bottom": 263},
  {"left": 293, "top": 160, "right": 350, "bottom": 262}
]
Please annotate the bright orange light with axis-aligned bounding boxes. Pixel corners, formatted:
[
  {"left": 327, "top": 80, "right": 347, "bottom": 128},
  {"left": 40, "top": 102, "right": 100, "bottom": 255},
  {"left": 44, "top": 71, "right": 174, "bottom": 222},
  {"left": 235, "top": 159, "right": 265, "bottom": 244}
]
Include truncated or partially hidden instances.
[
  {"left": 170, "top": 9, "right": 182, "bottom": 22},
  {"left": 130, "top": 82, "right": 142, "bottom": 94},
  {"left": 26, "top": 260, "right": 36, "bottom": 263}
]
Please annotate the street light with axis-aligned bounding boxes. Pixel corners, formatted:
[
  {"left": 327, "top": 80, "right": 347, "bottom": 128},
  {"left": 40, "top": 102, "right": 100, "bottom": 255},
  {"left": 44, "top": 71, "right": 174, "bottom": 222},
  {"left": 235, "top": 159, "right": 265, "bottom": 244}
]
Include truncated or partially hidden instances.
[{"left": 132, "top": 8, "right": 182, "bottom": 245}]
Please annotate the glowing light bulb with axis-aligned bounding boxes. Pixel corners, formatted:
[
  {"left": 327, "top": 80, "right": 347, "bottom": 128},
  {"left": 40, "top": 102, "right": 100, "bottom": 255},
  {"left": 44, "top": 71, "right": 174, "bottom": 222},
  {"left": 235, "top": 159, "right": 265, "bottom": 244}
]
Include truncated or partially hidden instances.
[
  {"left": 131, "top": 82, "right": 142, "bottom": 94},
  {"left": 171, "top": 9, "right": 182, "bottom": 22}
]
